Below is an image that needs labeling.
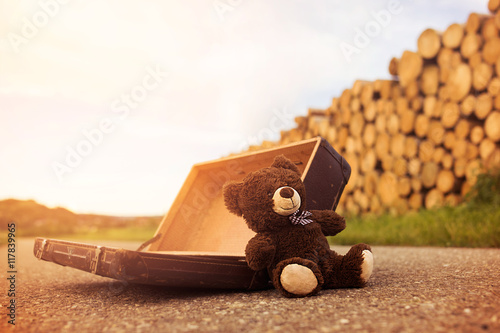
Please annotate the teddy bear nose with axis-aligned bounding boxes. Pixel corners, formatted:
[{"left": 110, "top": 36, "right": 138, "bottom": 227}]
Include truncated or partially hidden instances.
[{"left": 280, "top": 187, "right": 295, "bottom": 198}]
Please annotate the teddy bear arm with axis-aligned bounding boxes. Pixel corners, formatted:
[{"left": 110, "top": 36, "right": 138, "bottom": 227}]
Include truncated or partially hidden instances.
[
  {"left": 245, "top": 235, "right": 276, "bottom": 271},
  {"left": 309, "top": 210, "right": 346, "bottom": 236}
]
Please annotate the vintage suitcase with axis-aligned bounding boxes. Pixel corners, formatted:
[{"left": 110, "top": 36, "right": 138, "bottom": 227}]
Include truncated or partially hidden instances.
[{"left": 34, "top": 136, "right": 351, "bottom": 290}]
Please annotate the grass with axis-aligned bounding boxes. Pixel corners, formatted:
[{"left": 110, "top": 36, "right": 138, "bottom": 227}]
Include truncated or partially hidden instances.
[{"left": 330, "top": 169, "right": 500, "bottom": 248}]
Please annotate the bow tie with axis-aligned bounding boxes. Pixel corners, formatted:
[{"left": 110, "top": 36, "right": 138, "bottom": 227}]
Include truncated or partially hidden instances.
[{"left": 289, "top": 210, "right": 314, "bottom": 225}]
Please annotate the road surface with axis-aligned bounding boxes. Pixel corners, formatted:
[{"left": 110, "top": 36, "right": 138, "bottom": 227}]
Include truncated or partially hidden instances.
[{"left": 1, "top": 238, "right": 499, "bottom": 332}]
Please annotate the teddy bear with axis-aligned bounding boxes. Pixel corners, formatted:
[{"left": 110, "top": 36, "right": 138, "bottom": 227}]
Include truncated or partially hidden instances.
[{"left": 222, "top": 154, "right": 373, "bottom": 297}]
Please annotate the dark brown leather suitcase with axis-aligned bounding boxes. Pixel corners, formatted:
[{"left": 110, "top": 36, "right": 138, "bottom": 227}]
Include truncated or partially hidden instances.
[{"left": 34, "top": 137, "right": 351, "bottom": 290}]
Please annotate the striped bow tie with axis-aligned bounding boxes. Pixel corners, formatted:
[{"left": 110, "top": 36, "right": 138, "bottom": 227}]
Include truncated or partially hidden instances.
[{"left": 289, "top": 210, "right": 313, "bottom": 225}]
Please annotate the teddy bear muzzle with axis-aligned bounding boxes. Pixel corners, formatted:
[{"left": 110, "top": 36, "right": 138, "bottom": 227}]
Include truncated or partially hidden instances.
[{"left": 272, "top": 186, "right": 301, "bottom": 216}]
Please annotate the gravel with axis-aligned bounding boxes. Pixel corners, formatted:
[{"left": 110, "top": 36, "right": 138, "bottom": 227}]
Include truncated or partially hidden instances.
[{"left": 1, "top": 238, "right": 499, "bottom": 332}]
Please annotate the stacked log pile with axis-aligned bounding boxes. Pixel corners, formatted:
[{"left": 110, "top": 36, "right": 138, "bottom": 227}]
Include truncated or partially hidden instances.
[{"left": 250, "top": 1, "right": 500, "bottom": 215}]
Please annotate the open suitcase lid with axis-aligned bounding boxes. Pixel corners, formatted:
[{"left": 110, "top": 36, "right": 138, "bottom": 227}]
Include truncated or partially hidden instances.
[{"left": 33, "top": 137, "right": 351, "bottom": 290}]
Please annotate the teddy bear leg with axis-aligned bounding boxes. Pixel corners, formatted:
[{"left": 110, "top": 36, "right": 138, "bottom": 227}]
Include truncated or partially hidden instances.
[
  {"left": 325, "top": 244, "right": 373, "bottom": 289},
  {"left": 273, "top": 257, "right": 324, "bottom": 298}
]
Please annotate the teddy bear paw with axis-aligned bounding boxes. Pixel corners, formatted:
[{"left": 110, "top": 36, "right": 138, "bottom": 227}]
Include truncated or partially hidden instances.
[
  {"left": 280, "top": 264, "right": 318, "bottom": 296},
  {"left": 360, "top": 250, "right": 374, "bottom": 283}
]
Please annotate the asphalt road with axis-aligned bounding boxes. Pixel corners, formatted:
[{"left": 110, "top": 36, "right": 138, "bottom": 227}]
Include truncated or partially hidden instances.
[{"left": 1, "top": 238, "right": 499, "bottom": 332}]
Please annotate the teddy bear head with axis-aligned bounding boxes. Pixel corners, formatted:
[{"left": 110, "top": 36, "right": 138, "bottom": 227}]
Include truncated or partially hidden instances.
[{"left": 223, "top": 155, "right": 306, "bottom": 233}]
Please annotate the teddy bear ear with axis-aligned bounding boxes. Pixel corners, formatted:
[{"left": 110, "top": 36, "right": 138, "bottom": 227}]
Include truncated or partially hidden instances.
[
  {"left": 271, "top": 155, "right": 301, "bottom": 176},
  {"left": 222, "top": 181, "right": 243, "bottom": 216}
]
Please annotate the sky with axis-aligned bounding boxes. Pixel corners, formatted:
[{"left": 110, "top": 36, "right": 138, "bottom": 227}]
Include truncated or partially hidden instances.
[{"left": 0, "top": 0, "right": 487, "bottom": 216}]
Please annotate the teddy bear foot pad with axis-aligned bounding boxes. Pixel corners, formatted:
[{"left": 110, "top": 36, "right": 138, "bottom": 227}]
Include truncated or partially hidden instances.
[{"left": 280, "top": 264, "right": 319, "bottom": 296}]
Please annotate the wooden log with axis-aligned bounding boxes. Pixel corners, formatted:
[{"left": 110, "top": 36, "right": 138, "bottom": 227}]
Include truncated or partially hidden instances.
[
  {"left": 337, "top": 127, "right": 349, "bottom": 149},
  {"left": 454, "top": 118, "right": 471, "bottom": 139},
  {"left": 482, "top": 37, "right": 500, "bottom": 64},
  {"left": 400, "top": 109, "right": 416, "bottom": 134},
  {"left": 487, "top": 77, "right": 500, "bottom": 95},
  {"left": 443, "top": 131, "right": 457, "bottom": 151},
  {"left": 422, "top": 161, "right": 439, "bottom": 188},
  {"left": 475, "top": 93, "right": 493, "bottom": 119},
  {"left": 461, "top": 181, "right": 473, "bottom": 196},
  {"left": 425, "top": 189, "right": 444, "bottom": 209},
  {"left": 339, "top": 89, "right": 352, "bottom": 112},
  {"left": 362, "top": 123, "right": 377, "bottom": 148},
  {"left": 454, "top": 157, "right": 468, "bottom": 178},
  {"left": 441, "top": 102, "right": 461, "bottom": 128},
  {"left": 452, "top": 138, "right": 468, "bottom": 159},
  {"left": 446, "top": 63, "right": 472, "bottom": 102},
  {"left": 381, "top": 155, "right": 394, "bottom": 172},
  {"left": 470, "top": 125, "right": 485, "bottom": 144},
  {"left": 404, "top": 137, "right": 418, "bottom": 159},
  {"left": 360, "top": 149, "right": 377, "bottom": 174},
  {"left": 390, "top": 133, "right": 406, "bottom": 158},
  {"left": 397, "top": 176, "right": 412, "bottom": 198},
  {"left": 485, "top": 110, "right": 500, "bottom": 141},
  {"left": 460, "top": 33, "right": 483, "bottom": 59},
  {"left": 460, "top": 94, "right": 476, "bottom": 116},
  {"left": 410, "top": 96, "right": 423, "bottom": 112},
  {"left": 349, "top": 112, "right": 365, "bottom": 138},
  {"left": 409, "top": 193, "right": 423, "bottom": 211},
  {"left": 432, "top": 147, "right": 446, "bottom": 164},
  {"left": 389, "top": 57, "right": 399, "bottom": 76},
  {"left": 495, "top": 94, "right": 500, "bottom": 109},
  {"left": 345, "top": 137, "right": 358, "bottom": 155},
  {"left": 398, "top": 51, "right": 423, "bottom": 87},
  {"left": 326, "top": 127, "right": 337, "bottom": 145},
  {"left": 472, "top": 62, "right": 493, "bottom": 91},
  {"left": 423, "top": 96, "right": 437, "bottom": 117},
  {"left": 436, "top": 169, "right": 457, "bottom": 194},
  {"left": 428, "top": 120, "right": 446, "bottom": 145},
  {"left": 466, "top": 142, "right": 480, "bottom": 161},
  {"left": 465, "top": 159, "right": 483, "bottom": 185},
  {"left": 420, "top": 65, "right": 440, "bottom": 96},
  {"left": 360, "top": 83, "right": 374, "bottom": 108},
  {"left": 481, "top": 17, "right": 499, "bottom": 41},
  {"left": 444, "top": 193, "right": 461, "bottom": 207},
  {"left": 465, "top": 13, "right": 488, "bottom": 34},
  {"left": 408, "top": 158, "right": 421, "bottom": 177},
  {"left": 387, "top": 113, "right": 400, "bottom": 136},
  {"left": 363, "top": 171, "right": 379, "bottom": 197},
  {"left": 375, "top": 113, "right": 387, "bottom": 134},
  {"left": 393, "top": 157, "right": 408, "bottom": 177},
  {"left": 351, "top": 80, "right": 367, "bottom": 96},
  {"left": 404, "top": 81, "right": 420, "bottom": 100},
  {"left": 496, "top": 10, "right": 500, "bottom": 30},
  {"left": 375, "top": 132, "right": 390, "bottom": 161},
  {"left": 411, "top": 176, "right": 423, "bottom": 192},
  {"left": 395, "top": 97, "right": 408, "bottom": 115},
  {"left": 489, "top": 0, "right": 500, "bottom": 13},
  {"left": 369, "top": 196, "right": 383, "bottom": 215},
  {"left": 350, "top": 98, "right": 361, "bottom": 113},
  {"left": 480, "top": 138, "right": 496, "bottom": 160},
  {"left": 344, "top": 153, "right": 359, "bottom": 194},
  {"left": 378, "top": 172, "right": 398, "bottom": 206},
  {"left": 418, "top": 28, "right": 442, "bottom": 59},
  {"left": 364, "top": 101, "right": 377, "bottom": 122},
  {"left": 415, "top": 114, "right": 430, "bottom": 138},
  {"left": 443, "top": 23, "right": 465, "bottom": 49},
  {"left": 442, "top": 153, "right": 454, "bottom": 169},
  {"left": 469, "top": 52, "right": 483, "bottom": 69},
  {"left": 419, "top": 140, "right": 435, "bottom": 163},
  {"left": 353, "top": 189, "right": 369, "bottom": 212},
  {"left": 486, "top": 147, "right": 500, "bottom": 169}
]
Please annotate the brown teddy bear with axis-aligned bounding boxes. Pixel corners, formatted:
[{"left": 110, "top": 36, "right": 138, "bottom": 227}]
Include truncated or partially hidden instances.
[{"left": 223, "top": 155, "right": 373, "bottom": 297}]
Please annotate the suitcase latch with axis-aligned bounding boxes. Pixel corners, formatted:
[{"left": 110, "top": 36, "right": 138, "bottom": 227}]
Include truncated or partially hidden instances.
[
  {"left": 90, "top": 246, "right": 102, "bottom": 274},
  {"left": 36, "top": 239, "right": 47, "bottom": 260}
]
